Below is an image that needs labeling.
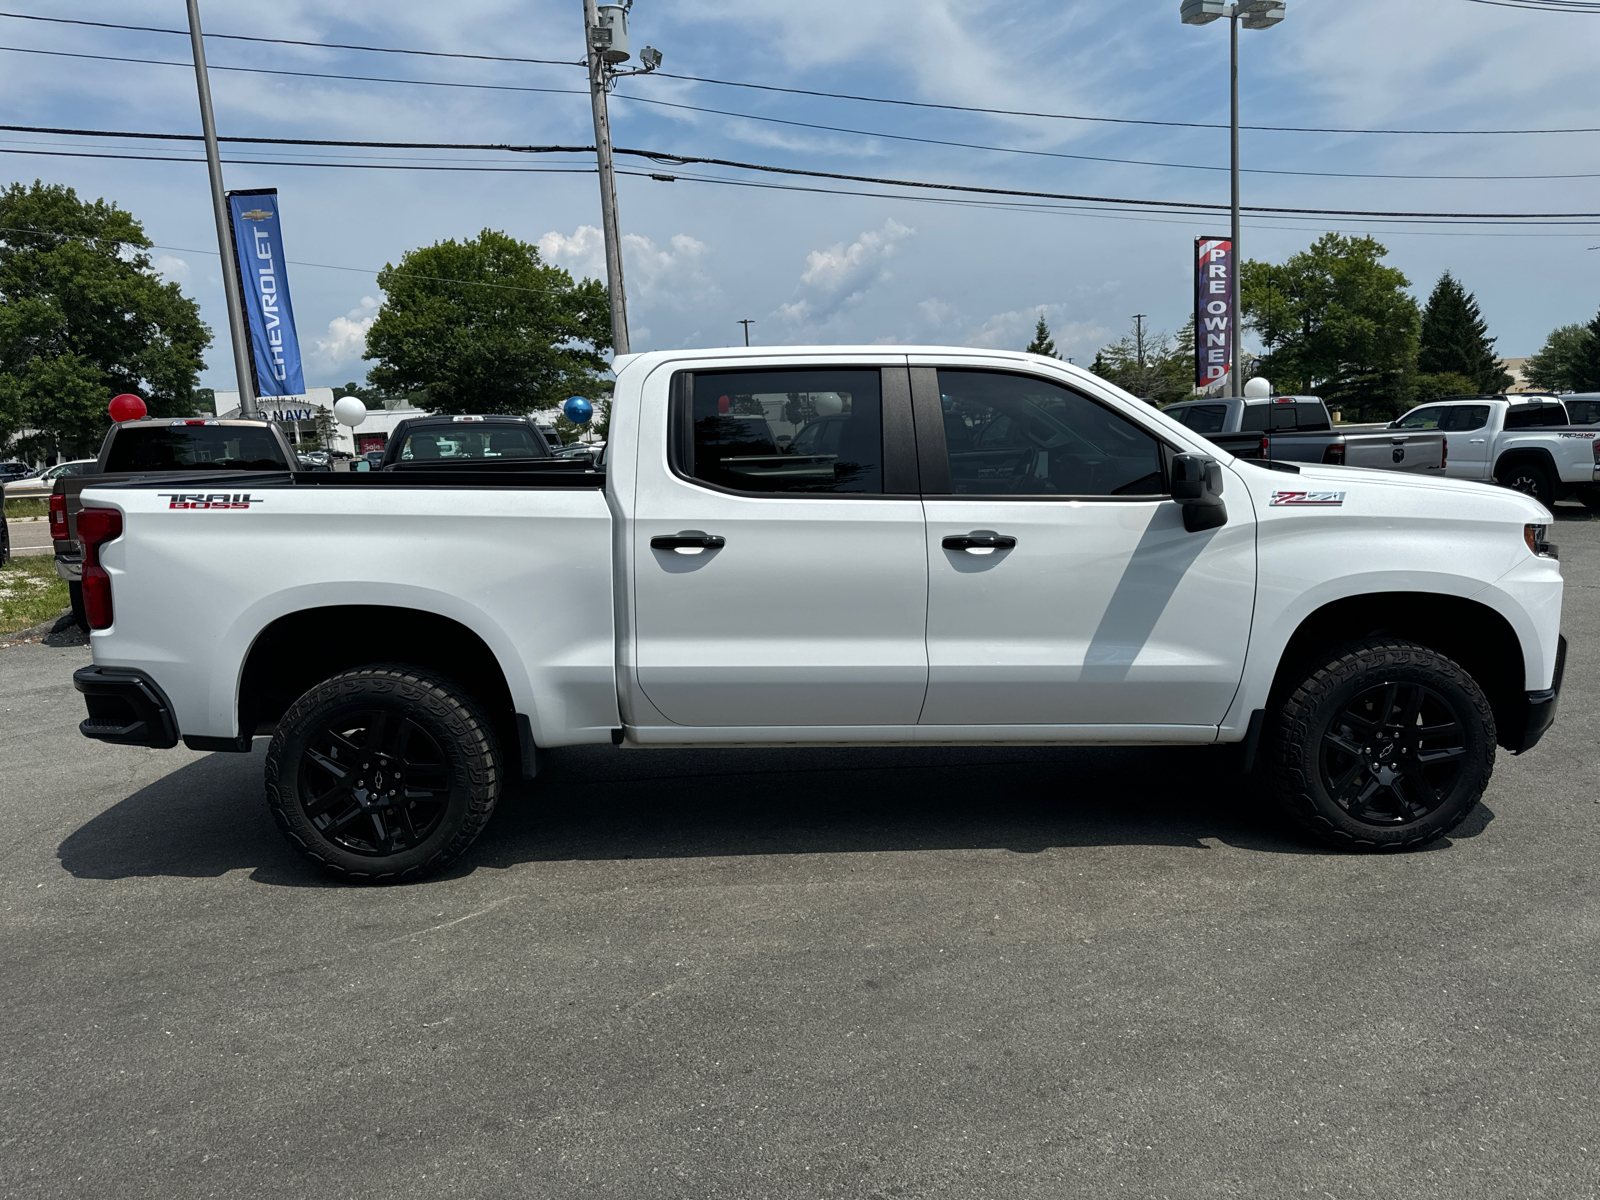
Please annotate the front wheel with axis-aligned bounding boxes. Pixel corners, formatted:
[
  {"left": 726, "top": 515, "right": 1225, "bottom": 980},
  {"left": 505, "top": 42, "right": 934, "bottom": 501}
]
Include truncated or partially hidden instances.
[
  {"left": 1499, "top": 462, "right": 1553, "bottom": 509},
  {"left": 265, "top": 665, "right": 501, "bottom": 882},
  {"left": 1268, "top": 639, "right": 1494, "bottom": 851}
]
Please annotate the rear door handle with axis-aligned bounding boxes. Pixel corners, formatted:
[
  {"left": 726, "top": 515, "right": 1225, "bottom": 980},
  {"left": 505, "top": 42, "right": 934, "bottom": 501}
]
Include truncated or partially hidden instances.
[
  {"left": 1469, "top": 438, "right": 1486, "bottom": 443},
  {"left": 651, "top": 530, "right": 725, "bottom": 554},
  {"left": 942, "top": 531, "right": 1017, "bottom": 554}
]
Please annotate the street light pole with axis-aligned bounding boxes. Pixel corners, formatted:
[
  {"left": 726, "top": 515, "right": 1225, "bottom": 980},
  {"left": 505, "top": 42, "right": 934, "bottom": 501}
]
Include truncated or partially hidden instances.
[
  {"left": 738, "top": 319, "right": 754, "bottom": 346},
  {"left": 185, "top": 0, "right": 257, "bottom": 417},
  {"left": 1181, "top": 0, "right": 1285, "bottom": 400}
]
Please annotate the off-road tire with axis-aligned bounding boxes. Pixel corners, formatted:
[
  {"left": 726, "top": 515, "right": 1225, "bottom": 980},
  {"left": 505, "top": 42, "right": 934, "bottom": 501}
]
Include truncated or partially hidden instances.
[
  {"left": 68, "top": 581, "right": 87, "bottom": 631},
  {"left": 1499, "top": 462, "right": 1553, "bottom": 509},
  {"left": 1268, "top": 638, "right": 1495, "bottom": 852},
  {"left": 265, "top": 664, "right": 501, "bottom": 883}
]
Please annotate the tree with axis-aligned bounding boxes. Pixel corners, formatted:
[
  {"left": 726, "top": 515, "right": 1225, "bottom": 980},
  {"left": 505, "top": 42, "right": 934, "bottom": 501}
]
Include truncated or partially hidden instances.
[
  {"left": 1089, "top": 316, "right": 1192, "bottom": 403},
  {"left": 1522, "top": 324, "right": 1594, "bottom": 393},
  {"left": 1024, "top": 314, "right": 1058, "bottom": 358},
  {"left": 0, "top": 180, "right": 211, "bottom": 459},
  {"left": 1241, "top": 233, "right": 1420, "bottom": 422},
  {"left": 364, "top": 228, "right": 612, "bottom": 415},
  {"left": 1417, "top": 271, "right": 1512, "bottom": 394},
  {"left": 1577, "top": 307, "right": 1600, "bottom": 393}
]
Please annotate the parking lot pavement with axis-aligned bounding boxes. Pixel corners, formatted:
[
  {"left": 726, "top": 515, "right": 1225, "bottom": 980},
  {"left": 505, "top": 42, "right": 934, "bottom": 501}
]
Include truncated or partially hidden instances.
[
  {"left": 2, "top": 515, "right": 1597, "bottom": 1200},
  {"left": 4, "top": 517, "right": 53, "bottom": 556}
]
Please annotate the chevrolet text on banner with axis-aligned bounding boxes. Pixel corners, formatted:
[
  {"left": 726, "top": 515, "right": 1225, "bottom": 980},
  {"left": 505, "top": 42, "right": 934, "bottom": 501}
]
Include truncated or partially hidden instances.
[
  {"left": 227, "top": 188, "right": 305, "bottom": 398},
  {"left": 1193, "top": 235, "right": 1234, "bottom": 391}
]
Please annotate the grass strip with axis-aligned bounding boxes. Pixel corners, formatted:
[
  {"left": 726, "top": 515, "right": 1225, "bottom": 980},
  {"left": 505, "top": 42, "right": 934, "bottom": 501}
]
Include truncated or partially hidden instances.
[{"left": 0, "top": 553, "right": 69, "bottom": 635}]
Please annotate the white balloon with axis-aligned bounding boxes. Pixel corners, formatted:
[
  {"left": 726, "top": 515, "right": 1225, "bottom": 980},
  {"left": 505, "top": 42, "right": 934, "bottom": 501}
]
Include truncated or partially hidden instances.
[
  {"left": 333, "top": 396, "right": 368, "bottom": 427},
  {"left": 811, "top": 392, "right": 844, "bottom": 416},
  {"left": 1243, "top": 376, "right": 1272, "bottom": 399}
]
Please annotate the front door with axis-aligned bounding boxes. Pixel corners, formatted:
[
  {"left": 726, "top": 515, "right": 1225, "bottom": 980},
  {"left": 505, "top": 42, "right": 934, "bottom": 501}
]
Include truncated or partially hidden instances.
[
  {"left": 632, "top": 362, "right": 929, "bottom": 728},
  {"left": 913, "top": 364, "right": 1256, "bottom": 729}
]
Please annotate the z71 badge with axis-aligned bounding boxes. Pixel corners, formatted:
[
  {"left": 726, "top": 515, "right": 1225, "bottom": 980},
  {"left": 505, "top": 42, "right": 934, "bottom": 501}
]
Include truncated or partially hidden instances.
[
  {"left": 157, "top": 493, "right": 265, "bottom": 510},
  {"left": 1270, "top": 490, "right": 1345, "bottom": 507}
]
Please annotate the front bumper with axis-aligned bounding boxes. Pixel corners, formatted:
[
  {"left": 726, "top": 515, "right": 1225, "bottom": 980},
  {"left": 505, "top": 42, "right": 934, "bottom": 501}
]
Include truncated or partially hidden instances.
[
  {"left": 1508, "top": 634, "right": 1566, "bottom": 754},
  {"left": 73, "top": 666, "right": 179, "bottom": 748}
]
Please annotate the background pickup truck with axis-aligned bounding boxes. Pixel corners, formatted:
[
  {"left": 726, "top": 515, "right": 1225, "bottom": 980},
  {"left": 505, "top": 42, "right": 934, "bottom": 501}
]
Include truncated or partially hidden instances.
[
  {"left": 51, "top": 417, "right": 295, "bottom": 627},
  {"left": 1163, "top": 395, "right": 1448, "bottom": 473},
  {"left": 1387, "top": 394, "right": 1600, "bottom": 510},
  {"left": 68, "top": 348, "right": 1565, "bottom": 882}
]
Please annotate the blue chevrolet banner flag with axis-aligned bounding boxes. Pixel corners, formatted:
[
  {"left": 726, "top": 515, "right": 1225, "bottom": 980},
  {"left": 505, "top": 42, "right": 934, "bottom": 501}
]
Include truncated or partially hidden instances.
[{"left": 227, "top": 188, "right": 305, "bottom": 398}]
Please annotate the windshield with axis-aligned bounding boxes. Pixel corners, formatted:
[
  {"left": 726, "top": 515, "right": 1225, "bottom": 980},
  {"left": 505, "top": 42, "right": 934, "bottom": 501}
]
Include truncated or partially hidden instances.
[
  {"left": 103, "top": 425, "right": 289, "bottom": 472},
  {"left": 397, "top": 425, "right": 549, "bottom": 462}
]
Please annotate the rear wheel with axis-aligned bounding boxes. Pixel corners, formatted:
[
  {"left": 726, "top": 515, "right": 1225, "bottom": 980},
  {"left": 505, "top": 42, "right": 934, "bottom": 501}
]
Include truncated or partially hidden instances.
[
  {"left": 1499, "top": 462, "right": 1553, "bottom": 508},
  {"left": 265, "top": 664, "right": 501, "bottom": 882},
  {"left": 1268, "top": 639, "right": 1494, "bottom": 851},
  {"left": 1577, "top": 486, "right": 1600, "bottom": 513}
]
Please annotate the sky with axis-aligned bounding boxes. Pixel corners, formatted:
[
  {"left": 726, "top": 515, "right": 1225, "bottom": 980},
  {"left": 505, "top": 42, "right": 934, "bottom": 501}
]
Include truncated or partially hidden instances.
[{"left": 2, "top": 0, "right": 1599, "bottom": 393}]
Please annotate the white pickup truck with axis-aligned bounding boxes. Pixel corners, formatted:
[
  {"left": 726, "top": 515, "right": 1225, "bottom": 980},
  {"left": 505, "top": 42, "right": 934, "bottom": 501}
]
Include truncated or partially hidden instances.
[
  {"left": 1388, "top": 394, "right": 1600, "bottom": 509},
  {"left": 68, "top": 347, "right": 1566, "bottom": 882}
]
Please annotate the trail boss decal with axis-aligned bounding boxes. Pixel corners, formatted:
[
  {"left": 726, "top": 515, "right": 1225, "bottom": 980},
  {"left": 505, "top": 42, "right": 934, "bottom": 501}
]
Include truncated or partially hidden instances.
[
  {"left": 158, "top": 493, "right": 265, "bottom": 510},
  {"left": 1270, "top": 490, "right": 1346, "bottom": 507}
]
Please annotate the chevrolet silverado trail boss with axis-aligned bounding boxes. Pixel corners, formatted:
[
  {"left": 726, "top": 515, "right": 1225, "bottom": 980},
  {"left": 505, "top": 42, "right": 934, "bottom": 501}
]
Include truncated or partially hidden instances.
[{"left": 66, "top": 348, "right": 1566, "bottom": 881}]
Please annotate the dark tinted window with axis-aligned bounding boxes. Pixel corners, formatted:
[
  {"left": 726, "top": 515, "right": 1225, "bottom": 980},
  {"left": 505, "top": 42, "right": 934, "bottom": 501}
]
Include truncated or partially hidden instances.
[
  {"left": 936, "top": 370, "right": 1164, "bottom": 497},
  {"left": 1294, "top": 401, "right": 1330, "bottom": 431},
  {"left": 1270, "top": 404, "right": 1298, "bottom": 430},
  {"left": 1176, "top": 404, "right": 1227, "bottom": 434},
  {"left": 1439, "top": 405, "right": 1490, "bottom": 432},
  {"left": 104, "top": 425, "right": 288, "bottom": 472},
  {"left": 685, "top": 369, "right": 882, "bottom": 494},
  {"left": 1564, "top": 399, "right": 1600, "bottom": 425},
  {"left": 398, "top": 424, "right": 548, "bottom": 462},
  {"left": 1505, "top": 403, "right": 1566, "bottom": 430},
  {"left": 1240, "top": 403, "right": 1271, "bottom": 432}
]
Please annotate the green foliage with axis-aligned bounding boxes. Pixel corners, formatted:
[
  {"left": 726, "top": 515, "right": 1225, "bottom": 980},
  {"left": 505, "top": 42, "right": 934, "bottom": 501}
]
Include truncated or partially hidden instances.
[
  {"left": 1024, "top": 314, "right": 1058, "bottom": 358},
  {"left": 1578, "top": 307, "right": 1600, "bottom": 393},
  {"left": 364, "top": 228, "right": 612, "bottom": 416},
  {"left": 1523, "top": 324, "right": 1594, "bottom": 393},
  {"left": 1241, "top": 233, "right": 1420, "bottom": 422},
  {"left": 1089, "top": 315, "right": 1193, "bottom": 404},
  {"left": 1412, "top": 371, "right": 1480, "bottom": 404},
  {"left": 0, "top": 181, "right": 211, "bottom": 458},
  {"left": 0, "top": 552, "right": 69, "bottom": 637},
  {"left": 1417, "top": 272, "right": 1511, "bottom": 393}
]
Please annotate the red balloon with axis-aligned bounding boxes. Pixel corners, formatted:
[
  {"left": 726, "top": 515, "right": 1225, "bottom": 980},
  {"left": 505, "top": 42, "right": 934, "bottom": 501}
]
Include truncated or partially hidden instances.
[{"left": 108, "top": 393, "right": 147, "bottom": 423}]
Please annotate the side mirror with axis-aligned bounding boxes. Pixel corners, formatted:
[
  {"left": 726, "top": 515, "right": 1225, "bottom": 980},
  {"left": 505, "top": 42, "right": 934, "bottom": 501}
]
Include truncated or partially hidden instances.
[{"left": 1171, "top": 453, "right": 1227, "bottom": 532}]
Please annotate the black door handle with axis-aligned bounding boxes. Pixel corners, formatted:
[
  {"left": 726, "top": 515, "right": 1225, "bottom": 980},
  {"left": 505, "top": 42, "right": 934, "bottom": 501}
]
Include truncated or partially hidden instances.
[
  {"left": 942, "top": 531, "right": 1017, "bottom": 552},
  {"left": 651, "top": 530, "right": 726, "bottom": 553}
]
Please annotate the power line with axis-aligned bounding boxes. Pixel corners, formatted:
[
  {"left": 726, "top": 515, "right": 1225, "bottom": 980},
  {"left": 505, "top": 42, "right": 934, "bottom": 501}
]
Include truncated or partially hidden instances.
[
  {"left": 1462, "top": 0, "right": 1600, "bottom": 9},
  {"left": 5, "top": 134, "right": 1600, "bottom": 224},
  {"left": 2, "top": 23, "right": 1599, "bottom": 139},
  {"left": 0, "top": 11, "right": 580, "bottom": 65}
]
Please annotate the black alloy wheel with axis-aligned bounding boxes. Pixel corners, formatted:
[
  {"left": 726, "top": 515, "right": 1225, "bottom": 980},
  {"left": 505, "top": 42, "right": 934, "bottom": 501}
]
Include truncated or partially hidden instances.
[
  {"left": 1319, "top": 681, "right": 1465, "bottom": 825},
  {"left": 1501, "top": 463, "right": 1553, "bottom": 508},
  {"left": 266, "top": 665, "right": 501, "bottom": 882},
  {"left": 297, "top": 708, "right": 453, "bottom": 857},
  {"left": 1269, "top": 639, "right": 1494, "bottom": 851}
]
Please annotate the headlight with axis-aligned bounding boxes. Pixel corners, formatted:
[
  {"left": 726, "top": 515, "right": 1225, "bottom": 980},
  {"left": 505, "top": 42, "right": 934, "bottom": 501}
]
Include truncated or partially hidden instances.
[{"left": 1525, "top": 524, "right": 1558, "bottom": 559}]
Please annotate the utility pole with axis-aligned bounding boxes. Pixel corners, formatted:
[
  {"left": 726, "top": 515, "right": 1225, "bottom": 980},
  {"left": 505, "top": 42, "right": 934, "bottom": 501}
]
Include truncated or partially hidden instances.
[
  {"left": 1229, "top": 10, "right": 1241, "bottom": 398},
  {"left": 1133, "top": 313, "right": 1148, "bottom": 370},
  {"left": 583, "top": 0, "right": 630, "bottom": 356},
  {"left": 186, "top": 0, "right": 257, "bottom": 417},
  {"left": 738, "top": 319, "right": 754, "bottom": 346}
]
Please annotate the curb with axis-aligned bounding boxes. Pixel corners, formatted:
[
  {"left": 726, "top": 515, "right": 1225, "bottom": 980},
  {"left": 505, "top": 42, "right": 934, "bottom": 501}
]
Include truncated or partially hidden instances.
[{"left": 0, "top": 608, "right": 88, "bottom": 650}]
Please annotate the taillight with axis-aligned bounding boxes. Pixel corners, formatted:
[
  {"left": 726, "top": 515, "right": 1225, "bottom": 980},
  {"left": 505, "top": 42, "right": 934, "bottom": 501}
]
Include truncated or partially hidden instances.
[
  {"left": 1260, "top": 435, "right": 1270, "bottom": 459},
  {"left": 76, "top": 506, "right": 123, "bottom": 630},
  {"left": 1322, "top": 443, "right": 1346, "bottom": 465},
  {"left": 48, "top": 491, "right": 68, "bottom": 540}
]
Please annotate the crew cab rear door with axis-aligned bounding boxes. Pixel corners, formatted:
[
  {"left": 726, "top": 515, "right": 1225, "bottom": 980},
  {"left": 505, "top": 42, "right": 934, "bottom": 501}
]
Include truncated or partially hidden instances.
[
  {"left": 630, "top": 359, "right": 928, "bottom": 728},
  {"left": 910, "top": 359, "right": 1256, "bottom": 731}
]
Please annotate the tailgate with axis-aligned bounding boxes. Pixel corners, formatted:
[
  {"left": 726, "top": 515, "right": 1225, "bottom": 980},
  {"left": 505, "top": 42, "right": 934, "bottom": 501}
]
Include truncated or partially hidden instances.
[{"left": 1341, "top": 430, "right": 1447, "bottom": 474}]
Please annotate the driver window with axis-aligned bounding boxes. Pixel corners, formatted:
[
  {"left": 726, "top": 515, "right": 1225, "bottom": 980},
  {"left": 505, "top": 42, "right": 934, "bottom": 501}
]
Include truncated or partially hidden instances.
[{"left": 934, "top": 370, "right": 1165, "bottom": 497}]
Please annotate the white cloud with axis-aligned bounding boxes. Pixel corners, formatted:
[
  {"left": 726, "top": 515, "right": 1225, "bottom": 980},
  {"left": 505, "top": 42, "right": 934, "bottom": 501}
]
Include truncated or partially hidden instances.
[
  {"left": 776, "top": 220, "right": 917, "bottom": 337},
  {"left": 313, "top": 296, "right": 379, "bottom": 367},
  {"left": 963, "top": 305, "right": 1108, "bottom": 361},
  {"left": 151, "top": 254, "right": 190, "bottom": 283},
  {"left": 538, "top": 225, "right": 718, "bottom": 347},
  {"left": 919, "top": 298, "right": 953, "bottom": 328}
]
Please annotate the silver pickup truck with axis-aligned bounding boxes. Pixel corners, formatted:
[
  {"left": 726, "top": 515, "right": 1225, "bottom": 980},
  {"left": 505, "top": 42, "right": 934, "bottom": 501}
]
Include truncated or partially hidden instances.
[{"left": 1164, "top": 395, "right": 1448, "bottom": 473}]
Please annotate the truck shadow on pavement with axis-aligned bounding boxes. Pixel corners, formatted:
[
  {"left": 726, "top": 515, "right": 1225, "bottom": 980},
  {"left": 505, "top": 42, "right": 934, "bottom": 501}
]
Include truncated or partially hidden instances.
[{"left": 56, "top": 742, "right": 1495, "bottom": 886}]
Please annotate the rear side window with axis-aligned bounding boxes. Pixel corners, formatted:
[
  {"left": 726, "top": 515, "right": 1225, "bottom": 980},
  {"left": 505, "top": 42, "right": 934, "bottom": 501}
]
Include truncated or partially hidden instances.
[
  {"left": 935, "top": 370, "right": 1164, "bottom": 497},
  {"left": 104, "top": 426, "right": 288, "bottom": 472},
  {"left": 1176, "top": 404, "right": 1227, "bottom": 434},
  {"left": 1439, "top": 405, "right": 1490, "bottom": 432},
  {"left": 680, "top": 369, "right": 883, "bottom": 494},
  {"left": 398, "top": 425, "right": 548, "bottom": 462},
  {"left": 1564, "top": 399, "right": 1600, "bottom": 425}
]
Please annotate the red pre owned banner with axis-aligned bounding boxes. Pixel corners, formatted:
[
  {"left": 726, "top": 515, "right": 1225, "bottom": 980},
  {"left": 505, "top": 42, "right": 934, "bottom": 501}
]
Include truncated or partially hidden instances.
[{"left": 1194, "top": 236, "right": 1233, "bottom": 390}]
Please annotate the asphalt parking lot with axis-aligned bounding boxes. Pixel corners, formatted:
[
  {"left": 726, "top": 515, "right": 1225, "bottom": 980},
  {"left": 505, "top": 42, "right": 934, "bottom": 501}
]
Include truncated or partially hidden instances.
[{"left": 3, "top": 513, "right": 1597, "bottom": 1200}]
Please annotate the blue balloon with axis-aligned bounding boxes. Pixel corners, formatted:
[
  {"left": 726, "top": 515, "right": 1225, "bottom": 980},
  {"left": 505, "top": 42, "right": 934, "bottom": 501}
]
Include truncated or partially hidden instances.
[{"left": 562, "top": 395, "right": 594, "bottom": 425}]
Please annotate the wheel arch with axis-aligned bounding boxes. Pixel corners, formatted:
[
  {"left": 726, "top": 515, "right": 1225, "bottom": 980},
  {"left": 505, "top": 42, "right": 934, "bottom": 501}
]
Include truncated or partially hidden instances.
[
  {"left": 1493, "top": 446, "right": 1557, "bottom": 485},
  {"left": 236, "top": 605, "right": 529, "bottom": 776},
  {"left": 1265, "top": 591, "right": 1526, "bottom": 752}
]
